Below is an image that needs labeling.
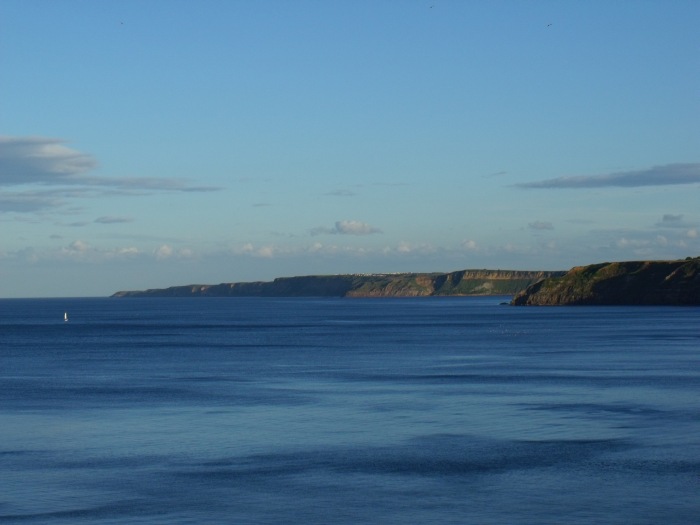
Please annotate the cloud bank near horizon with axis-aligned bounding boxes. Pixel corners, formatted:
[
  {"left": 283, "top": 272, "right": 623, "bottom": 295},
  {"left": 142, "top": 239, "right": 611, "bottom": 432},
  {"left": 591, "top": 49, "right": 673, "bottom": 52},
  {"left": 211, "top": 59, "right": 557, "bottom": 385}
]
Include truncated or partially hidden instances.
[{"left": 516, "top": 163, "right": 700, "bottom": 189}]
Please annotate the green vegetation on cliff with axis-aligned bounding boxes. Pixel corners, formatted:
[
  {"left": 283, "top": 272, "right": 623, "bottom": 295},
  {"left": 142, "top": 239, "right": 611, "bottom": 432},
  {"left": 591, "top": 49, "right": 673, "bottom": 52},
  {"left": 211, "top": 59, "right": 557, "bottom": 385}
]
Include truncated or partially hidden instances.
[
  {"left": 511, "top": 258, "right": 700, "bottom": 305},
  {"left": 112, "top": 269, "right": 563, "bottom": 298}
]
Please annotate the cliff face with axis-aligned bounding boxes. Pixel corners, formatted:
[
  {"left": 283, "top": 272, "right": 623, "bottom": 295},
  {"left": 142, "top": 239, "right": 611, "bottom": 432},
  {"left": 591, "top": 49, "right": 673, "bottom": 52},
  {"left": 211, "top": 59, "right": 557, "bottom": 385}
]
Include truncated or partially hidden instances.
[
  {"left": 511, "top": 259, "right": 700, "bottom": 306},
  {"left": 112, "top": 270, "right": 563, "bottom": 298},
  {"left": 431, "top": 270, "right": 560, "bottom": 296}
]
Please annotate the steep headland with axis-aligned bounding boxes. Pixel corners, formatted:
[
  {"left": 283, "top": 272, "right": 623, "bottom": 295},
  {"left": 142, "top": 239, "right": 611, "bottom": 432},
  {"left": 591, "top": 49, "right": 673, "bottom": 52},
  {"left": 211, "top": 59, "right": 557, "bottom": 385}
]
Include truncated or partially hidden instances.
[
  {"left": 511, "top": 258, "right": 700, "bottom": 306},
  {"left": 112, "top": 269, "right": 564, "bottom": 298}
]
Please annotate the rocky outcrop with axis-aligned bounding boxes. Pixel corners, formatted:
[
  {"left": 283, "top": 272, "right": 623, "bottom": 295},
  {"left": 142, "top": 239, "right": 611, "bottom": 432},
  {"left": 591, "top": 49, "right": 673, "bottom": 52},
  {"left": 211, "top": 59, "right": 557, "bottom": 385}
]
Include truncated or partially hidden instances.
[
  {"left": 511, "top": 258, "right": 700, "bottom": 306},
  {"left": 112, "top": 270, "right": 564, "bottom": 298}
]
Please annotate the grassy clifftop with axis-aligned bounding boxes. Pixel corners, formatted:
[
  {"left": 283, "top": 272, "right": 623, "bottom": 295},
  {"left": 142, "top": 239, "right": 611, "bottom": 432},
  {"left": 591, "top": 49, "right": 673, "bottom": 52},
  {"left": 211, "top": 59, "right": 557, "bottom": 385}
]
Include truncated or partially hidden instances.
[
  {"left": 511, "top": 258, "right": 700, "bottom": 305},
  {"left": 112, "top": 269, "right": 563, "bottom": 298}
]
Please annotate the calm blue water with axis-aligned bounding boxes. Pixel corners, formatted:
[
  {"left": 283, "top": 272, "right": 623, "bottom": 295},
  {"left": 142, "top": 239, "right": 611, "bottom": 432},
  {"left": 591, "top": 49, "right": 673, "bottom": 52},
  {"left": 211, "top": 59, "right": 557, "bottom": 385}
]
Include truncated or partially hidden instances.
[{"left": 1, "top": 296, "right": 699, "bottom": 524}]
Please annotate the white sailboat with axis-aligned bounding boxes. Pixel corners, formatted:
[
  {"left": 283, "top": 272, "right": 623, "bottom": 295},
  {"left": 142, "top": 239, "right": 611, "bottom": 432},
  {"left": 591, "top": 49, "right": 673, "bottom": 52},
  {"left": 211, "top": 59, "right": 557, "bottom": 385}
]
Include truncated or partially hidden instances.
[{"left": 64, "top": 312, "right": 68, "bottom": 322}]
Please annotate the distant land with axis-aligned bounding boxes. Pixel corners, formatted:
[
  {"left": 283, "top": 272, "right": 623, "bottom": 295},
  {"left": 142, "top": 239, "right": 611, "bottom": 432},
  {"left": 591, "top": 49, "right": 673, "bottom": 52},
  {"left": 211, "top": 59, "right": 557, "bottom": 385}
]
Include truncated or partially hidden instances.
[
  {"left": 112, "top": 270, "right": 564, "bottom": 298},
  {"left": 512, "top": 258, "right": 700, "bottom": 306},
  {"left": 114, "top": 259, "right": 700, "bottom": 305}
]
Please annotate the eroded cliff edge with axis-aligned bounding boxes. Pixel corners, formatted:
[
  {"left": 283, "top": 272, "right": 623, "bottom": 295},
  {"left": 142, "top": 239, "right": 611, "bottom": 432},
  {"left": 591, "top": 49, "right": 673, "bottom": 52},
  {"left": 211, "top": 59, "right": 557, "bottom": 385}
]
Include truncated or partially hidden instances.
[
  {"left": 112, "top": 269, "right": 564, "bottom": 298},
  {"left": 511, "top": 259, "right": 700, "bottom": 306}
]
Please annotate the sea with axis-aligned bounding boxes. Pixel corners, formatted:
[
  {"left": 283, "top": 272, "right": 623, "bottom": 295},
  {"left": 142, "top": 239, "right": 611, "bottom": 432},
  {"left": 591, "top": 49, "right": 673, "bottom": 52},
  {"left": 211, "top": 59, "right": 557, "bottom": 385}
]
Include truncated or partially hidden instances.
[{"left": 1, "top": 296, "right": 698, "bottom": 524}]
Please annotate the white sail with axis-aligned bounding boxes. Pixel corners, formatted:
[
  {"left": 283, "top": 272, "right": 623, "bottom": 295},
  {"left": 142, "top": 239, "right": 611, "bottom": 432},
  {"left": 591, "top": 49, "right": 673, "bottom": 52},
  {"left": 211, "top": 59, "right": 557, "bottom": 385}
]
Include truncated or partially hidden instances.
[{"left": 64, "top": 312, "right": 68, "bottom": 322}]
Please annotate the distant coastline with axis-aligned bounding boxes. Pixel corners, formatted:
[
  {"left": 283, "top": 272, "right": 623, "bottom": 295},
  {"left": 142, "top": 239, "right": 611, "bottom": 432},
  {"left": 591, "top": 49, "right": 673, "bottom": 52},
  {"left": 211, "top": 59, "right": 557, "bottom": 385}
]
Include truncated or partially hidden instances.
[
  {"left": 113, "top": 258, "right": 700, "bottom": 305},
  {"left": 112, "top": 269, "right": 564, "bottom": 298}
]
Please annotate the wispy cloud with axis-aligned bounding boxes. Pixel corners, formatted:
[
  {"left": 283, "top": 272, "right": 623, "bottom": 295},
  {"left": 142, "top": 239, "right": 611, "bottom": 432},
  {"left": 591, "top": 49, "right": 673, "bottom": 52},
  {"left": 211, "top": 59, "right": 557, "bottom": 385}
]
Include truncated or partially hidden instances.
[
  {"left": 656, "top": 213, "right": 684, "bottom": 228},
  {"left": 516, "top": 163, "right": 700, "bottom": 189},
  {"left": 310, "top": 220, "right": 382, "bottom": 236},
  {"left": 371, "top": 182, "right": 410, "bottom": 187},
  {"left": 325, "top": 189, "right": 357, "bottom": 197},
  {"left": 95, "top": 216, "right": 133, "bottom": 224},
  {"left": 654, "top": 213, "right": 696, "bottom": 229},
  {"left": 0, "top": 191, "right": 63, "bottom": 212},
  {"left": 0, "top": 136, "right": 221, "bottom": 213},
  {"left": 660, "top": 213, "right": 684, "bottom": 224}
]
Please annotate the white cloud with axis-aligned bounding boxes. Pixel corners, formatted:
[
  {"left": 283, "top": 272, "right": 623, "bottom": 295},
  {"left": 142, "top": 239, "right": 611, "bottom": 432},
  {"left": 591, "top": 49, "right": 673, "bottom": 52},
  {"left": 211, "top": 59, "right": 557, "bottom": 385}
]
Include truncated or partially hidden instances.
[
  {"left": 392, "top": 241, "right": 436, "bottom": 255},
  {"left": 114, "top": 247, "right": 140, "bottom": 257},
  {"left": 233, "top": 243, "right": 281, "bottom": 258},
  {"left": 615, "top": 237, "right": 650, "bottom": 249},
  {"left": 310, "top": 220, "right": 382, "bottom": 236},
  {"left": 232, "top": 239, "right": 446, "bottom": 261},
  {"left": 154, "top": 244, "right": 173, "bottom": 259},
  {"left": 257, "top": 246, "right": 275, "bottom": 258},
  {"left": 336, "top": 220, "right": 381, "bottom": 235},
  {"left": 656, "top": 235, "right": 669, "bottom": 247},
  {"left": 153, "top": 244, "right": 194, "bottom": 260},
  {"left": 67, "top": 240, "right": 90, "bottom": 253},
  {"left": 397, "top": 241, "right": 412, "bottom": 254},
  {"left": 461, "top": 239, "right": 478, "bottom": 251}
]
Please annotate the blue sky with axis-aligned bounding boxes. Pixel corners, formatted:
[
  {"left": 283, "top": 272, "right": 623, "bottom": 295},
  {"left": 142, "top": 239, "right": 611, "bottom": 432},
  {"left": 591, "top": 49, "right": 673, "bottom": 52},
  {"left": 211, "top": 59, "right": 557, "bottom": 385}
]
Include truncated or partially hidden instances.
[{"left": 2, "top": 0, "right": 699, "bottom": 297}]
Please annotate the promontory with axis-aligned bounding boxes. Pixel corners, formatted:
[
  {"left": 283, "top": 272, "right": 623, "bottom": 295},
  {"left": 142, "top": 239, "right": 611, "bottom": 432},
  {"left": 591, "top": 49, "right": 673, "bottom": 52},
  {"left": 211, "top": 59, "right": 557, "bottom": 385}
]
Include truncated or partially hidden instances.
[
  {"left": 511, "top": 258, "right": 700, "bottom": 306},
  {"left": 112, "top": 269, "right": 563, "bottom": 298}
]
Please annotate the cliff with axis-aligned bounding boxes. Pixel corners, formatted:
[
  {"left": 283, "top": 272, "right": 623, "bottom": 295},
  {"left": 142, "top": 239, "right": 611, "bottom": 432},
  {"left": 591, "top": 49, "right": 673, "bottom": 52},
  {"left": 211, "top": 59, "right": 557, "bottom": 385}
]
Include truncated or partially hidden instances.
[
  {"left": 511, "top": 258, "right": 700, "bottom": 306},
  {"left": 112, "top": 269, "right": 564, "bottom": 298}
]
